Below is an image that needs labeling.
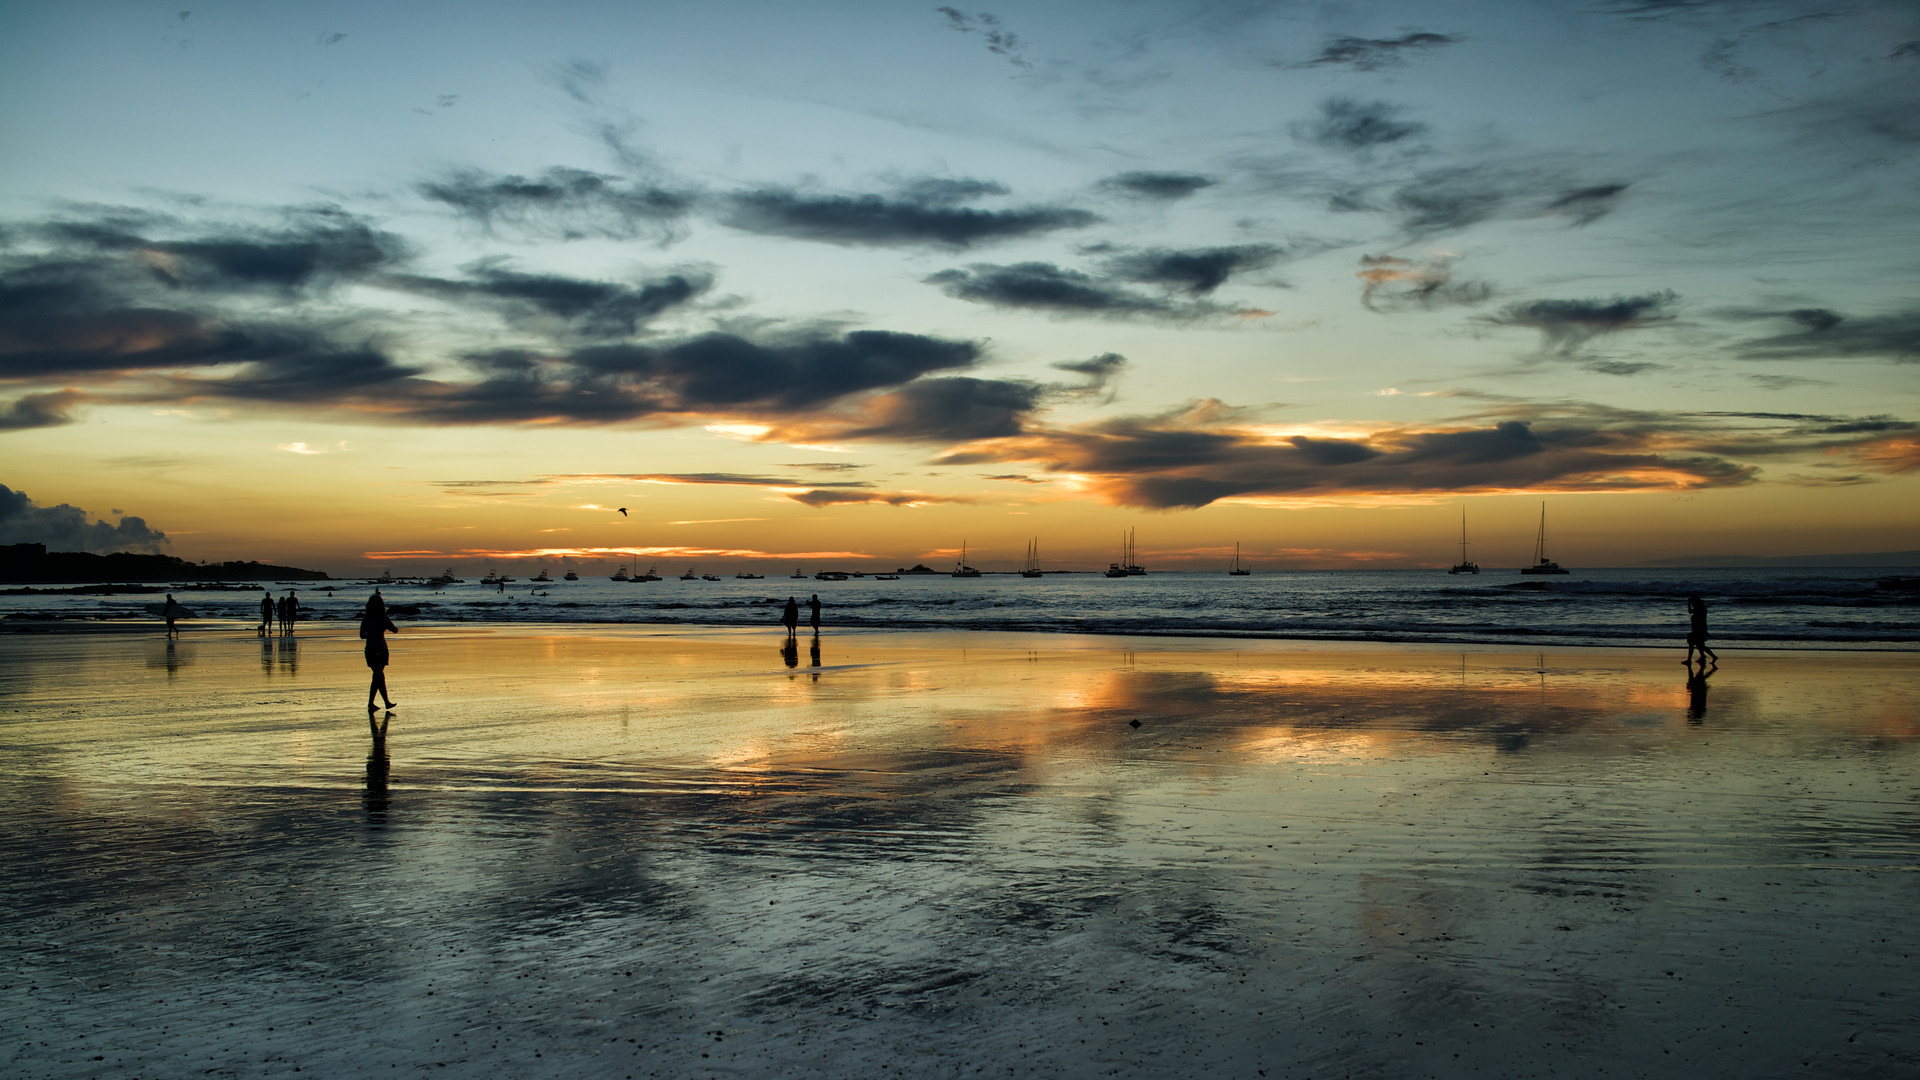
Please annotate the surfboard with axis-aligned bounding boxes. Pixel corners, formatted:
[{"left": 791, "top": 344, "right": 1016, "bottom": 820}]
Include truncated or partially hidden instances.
[{"left": 144, "top": 603, "right": 198, "bottom": 619}]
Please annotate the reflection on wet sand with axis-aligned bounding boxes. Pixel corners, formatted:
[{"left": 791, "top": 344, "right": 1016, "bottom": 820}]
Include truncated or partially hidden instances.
[{"left": 1, "top": 627, "right": 1916, "bottom": 1078}]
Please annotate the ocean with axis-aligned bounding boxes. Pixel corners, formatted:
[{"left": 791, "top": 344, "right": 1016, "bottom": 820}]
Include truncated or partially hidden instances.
[{"left": 5, "top": 565, "right": 1917, "bottom": 649}]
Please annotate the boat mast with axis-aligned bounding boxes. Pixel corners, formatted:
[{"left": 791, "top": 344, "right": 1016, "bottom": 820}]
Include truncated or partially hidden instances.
[{"left": 1534, "top": 503, "right": 1548, "bottom": 565}]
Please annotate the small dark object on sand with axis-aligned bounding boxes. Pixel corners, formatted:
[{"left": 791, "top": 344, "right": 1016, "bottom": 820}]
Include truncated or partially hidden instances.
[{"left": 1129, "top": 719, "right": 1141, "bottom": 728}]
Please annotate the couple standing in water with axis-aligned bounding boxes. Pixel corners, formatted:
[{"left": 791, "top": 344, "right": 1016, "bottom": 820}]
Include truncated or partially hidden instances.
[{"left": 781, "top": 594, "right": 822, "bottom": 639}]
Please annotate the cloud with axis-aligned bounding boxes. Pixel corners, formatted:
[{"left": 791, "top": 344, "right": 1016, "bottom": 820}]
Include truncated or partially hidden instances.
[
  {"left": 785, "top": 489, "right": 968, "bottom": 507},
  {"left": 1734, "top": 306, "right": 1920, "bottom": 363},
  {"left": 928, "top": 262, "right": 1245, "bottom": 320},
  {"left": 833, "top": 376, "right": 1048, "bottom": 441},
  {"left": 935, "top": 8, "right": 1032, "bottom": 71},
  {"left": 1481, "top": 291, "right": 1679, "bottom": 353},
  {"left": 0, "top": 389, "right": 85, "bottom": 431},
  {"left": 1302, "top": 32, "right": 1460, "bottom": 71},
  {"left": 417, "top": 167, "right": 695, "bottom": 243},
  {"left": 924, "top": 398, "right": 1920, "bottom": 509},
  {"left": 722, "top": 188, "right": 1096, "bottom": 248},
  {"left": 1101, "top": 245, "right": 1283, "bottom": 295},
  {"left": 1389, "top": 167, "right": 1511, "bottom": 233},
  {"left": 1098, "top": 172, "right": 1217, "bottom": 200},
  {"left": 388, "top": 261, "right": 710, "bottom": 339},
  {"left": 1356, "top": 254, "right": 1493, "bottom": 312},
  {"left": 0, "top": 483, "right": 168, "bottom": 553},
  {"left": 1543, "top": 183, "right": 1629, "bottom": 226},
  {"left": 1051, "top": 352, "right": 1127, "bottom": 398},
  {"left": 39, "top": 205, "right": 407, "bottom": 296},
  {"left": 1296, "top": 98, "right": 1427, "bottom": 153}
]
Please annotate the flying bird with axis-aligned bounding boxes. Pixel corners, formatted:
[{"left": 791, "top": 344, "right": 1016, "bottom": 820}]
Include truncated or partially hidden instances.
[{"left": 618, "top": 508, "right": 628, "bottom": 516}]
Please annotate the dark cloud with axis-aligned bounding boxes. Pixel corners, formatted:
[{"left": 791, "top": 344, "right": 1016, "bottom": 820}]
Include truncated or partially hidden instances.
[
  {"left": 896, "top": 177, "right": 1010, "bottom": 204},
  {"left": 1356, "top": 254, "right": 1492, "bottom": 312},
  {"left": 1580, "top": 359, "right": 1663, "bottom": 376},
  {"left": 1482, "top": 291, "right": 1679, "bottom": 353},
  {"left": 1098, "top": 172, "right": 1217, "bottom": 200},
  {"left": 1894, "top": 41, "right": 1919, "bottom": 61},
  {"left": 1543, "top": 183, "right": 1629, "bottom": 226},
  {"left": 1101, "top": 246, "right": 1282, "bottom": 295},
  {"left": 387, "top": 330, "right": 981, "bottom": 425},
  {"left": 935, "top": 8, "right": 1031, "bottom": 71},
  {"left": 0, "top": 252, "right": 419, "bottom": 386},
  {"left": 1391, "top": 167, "right": 1510, "bottom": 233},
  {"left": 723, "top": 189, "right": 1095, "bottom": 248},
  {"left": 1051, "top": 352, "right": 1127, "bottom": 396},
  {"left": 167, "top": 341, "right": 421, "bottom": 403},
  {"left": 390, "top": 262, "right": 710, "bottom": 339},
  {"left": 1736, "top": 307, "right": 1920, "bottom": 363},
  {"left": 0, "top": 390, "right": 84, "bottom": 431},
  {"left": 40, "top": 206, "right": 406, "bottom": 295},
  {"left": 779, "top": 462, "right": 868, "bottom": 472},
  {"left": 0, "top": 483, "right": 168, "bottom": 553},
  {"left": 925, "top": 401, "right": 1858, "bottom": 509},
  {"left": 418, "top": 167, "right": 695, "bottom": 243},
  {"left": 927, "top": 262, "right": 1174, "bottom": 316},
  {"left": 835, "top": 376, "right": 1047, "bottom": 441},
  {"left": 1302, "top": 32, "right": 1460, "bottom": 71},
  {"left": 785, "top": 489, "right": 969, "bottom": 507},
  {"left": 1297, "top": 98, "right": 1427, "bottom": 153}
]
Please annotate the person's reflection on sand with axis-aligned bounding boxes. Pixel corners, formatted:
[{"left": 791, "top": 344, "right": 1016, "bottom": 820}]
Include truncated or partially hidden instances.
[
  {"left": 260, "top": 634, "right": 274, "bottom": 674},
  {"left": 276, "top": 634, "right": 298, "bottom": 675},
  {"left": 1686, "top": 661, "right": 1715, "bottom": 723},
  {"left": 364, "top": 712, "right": 390, "bottom": 822},
  {"left": 780, "top": 636, "right": 799, "bottom": 669},
  {"left": 809, "top": 634, "right": 821, "bottom": 680}
]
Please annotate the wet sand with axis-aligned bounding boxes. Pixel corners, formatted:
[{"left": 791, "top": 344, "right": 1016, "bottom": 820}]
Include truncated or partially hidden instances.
[{"left": 3, "top": 625, "right": 1917, "bottom": 1078}]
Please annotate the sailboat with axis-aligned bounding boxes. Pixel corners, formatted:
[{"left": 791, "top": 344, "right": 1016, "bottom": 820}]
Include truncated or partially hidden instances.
[
  {"left": 952, "top": 542, "right": 981, "bottom": 578},
  {"left": 1020, "top": 539, "right": 1043, "bottom": 578},
  {"left": 1519, "top": 502, "right": 1570, "bottom": 575},
  {"left": 1106, "top": 528, "right": 1142, "bottom": 577},
  {"left": 1448, "top": 510, "right": 1479, "bottom": 575},
  {"left": 1228, "top": 542, "right": 1250, "bottom": 576}
]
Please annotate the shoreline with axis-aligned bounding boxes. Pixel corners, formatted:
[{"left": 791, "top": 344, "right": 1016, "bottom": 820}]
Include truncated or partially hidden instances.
[{"left": 4, "top": 615, "right": 1916, "bottom": 653}]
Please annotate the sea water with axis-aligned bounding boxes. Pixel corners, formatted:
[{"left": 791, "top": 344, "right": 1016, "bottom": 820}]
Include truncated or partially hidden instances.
[{"left": 5, "top": 565, "right": 1917, "bottom": 649}]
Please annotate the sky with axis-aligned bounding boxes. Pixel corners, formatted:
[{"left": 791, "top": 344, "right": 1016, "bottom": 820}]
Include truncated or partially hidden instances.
[{"left": 1, "top": 0, "right": 1916, "bottom": 575}]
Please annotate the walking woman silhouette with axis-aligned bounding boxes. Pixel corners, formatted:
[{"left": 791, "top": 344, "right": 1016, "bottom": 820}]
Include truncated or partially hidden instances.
[{"left": 359, "top": 592, "right": 399, "bottom": 711}]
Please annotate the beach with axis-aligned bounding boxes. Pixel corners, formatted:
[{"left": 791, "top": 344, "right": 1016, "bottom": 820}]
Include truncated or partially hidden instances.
[{"left": 3, "top": 625, "right": 1917, "bottom": 1078}]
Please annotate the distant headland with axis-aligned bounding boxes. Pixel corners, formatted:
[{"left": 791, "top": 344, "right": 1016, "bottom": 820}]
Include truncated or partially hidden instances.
[{"left": 0, "top": 543, "right": 331, "bottom": 584}]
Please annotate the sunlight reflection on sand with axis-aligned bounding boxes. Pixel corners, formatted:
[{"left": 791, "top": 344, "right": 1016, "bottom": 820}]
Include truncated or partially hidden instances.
[{"left": 2, "top": 626, "right": 1916, "bottom": 1078}]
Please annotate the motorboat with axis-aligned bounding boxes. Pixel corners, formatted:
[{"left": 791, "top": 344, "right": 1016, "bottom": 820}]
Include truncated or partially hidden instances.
[
  {"left": 873, "top": 573, "right": 899, "bottom": 581},
  {"left": 792, "top": 568, "right": 805, "bottom": 578},
  {"left": 563, "top": 571, "right": 578, "bottom": 581},
  {"left": 735, "top": 572, "right": 764, "bottom": 579},
  {"left": 531, "top": 569, "right": 552, "bottom": 583},
  {"left": 701, "top": 574, "right": 722, "bottom": 581},
  {"left": 679, "top": 568, "right": 700, "bottom": 580},
  {"left": 814, "top": 571, "right": 849, "bottom": 581},
  {"left": 634, "top": 566, "right": 662, "bottom": 582},
  {"left": 611, "top": 565, "right": 629, "bottom": 582}
]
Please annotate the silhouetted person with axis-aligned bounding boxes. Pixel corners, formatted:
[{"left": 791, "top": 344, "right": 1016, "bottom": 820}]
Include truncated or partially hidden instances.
[
  {"left": 780, "top": 636, "right": 799, "bottom": 668},
  {"left": 259, "top": 591, "right": 274, "bottom": 636},
  {"left": 782, "top": 596, "right": 800, "bottom": 639},
  {"left": 162, "top": 593, "right": 180, "bottom": 636},
  {"left": 1686, "top": 664, "right": 1713, "bottom": 723},
  {"left": 1685, "top": 593, "right": 1717, "bottom": 666},
  {"left": 808, "top": 593, "right": 822, "bottom": 634},
  {"left": 284, "top": 589, "right": 301, "bottom": 634},
  {"left": 359, "top": 592, "right": 399, "bottom": 711}
]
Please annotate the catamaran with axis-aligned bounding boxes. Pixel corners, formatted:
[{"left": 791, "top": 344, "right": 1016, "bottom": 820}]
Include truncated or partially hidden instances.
[
  {"left": 952, "top": 542, "right": 981, "bottom": 578},
  {"left": 1448, "top": 510, "right": 1479, "bottom": 575},
  {"left": 1020, "top": 539, "right": 1043, "bottom": 578},
  {"left": 1228, "top": 542, "right": 1250, "bottom": 576},
  {"left": 1106, "top": 528, "right": 1146, "bottom": 576},
  {"left": 1519, "top": 503, "right": 1569, "bottom": 575}
]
